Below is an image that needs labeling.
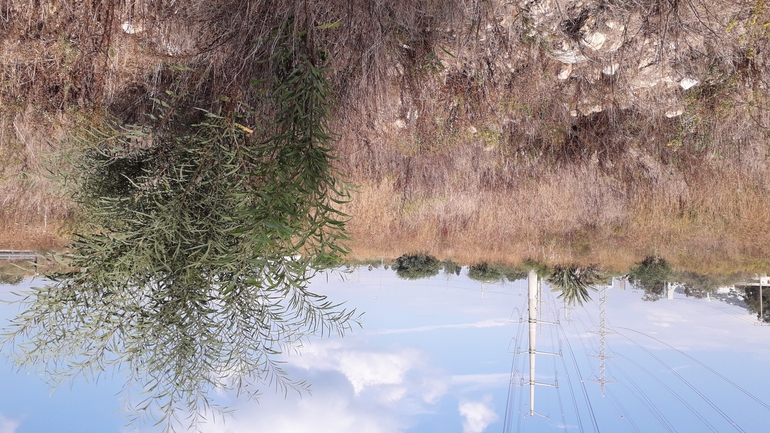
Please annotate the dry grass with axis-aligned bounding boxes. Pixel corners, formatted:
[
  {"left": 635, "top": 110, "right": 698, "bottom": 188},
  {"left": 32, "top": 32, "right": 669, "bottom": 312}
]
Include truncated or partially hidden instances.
[
  {"left": 0, "top": 106, "right": 74, "bottom": 250},
  {"left": 342, "top": 150, "right": 770, "bottom": 274}
]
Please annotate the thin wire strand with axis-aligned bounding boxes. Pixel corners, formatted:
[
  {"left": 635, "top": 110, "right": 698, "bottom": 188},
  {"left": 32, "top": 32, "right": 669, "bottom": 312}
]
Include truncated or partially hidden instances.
[
  {"left": 614, "top": 329, "right": 745, "bottom": 433},
  {"left": 615, "top": 326, "right": 770, "bottom": 412}
]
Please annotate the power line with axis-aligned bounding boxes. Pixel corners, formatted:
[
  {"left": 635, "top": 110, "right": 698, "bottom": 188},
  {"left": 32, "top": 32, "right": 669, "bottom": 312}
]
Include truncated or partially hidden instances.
[
  {"left": 613, "top": 351, "right": 719, "bottom": 433},
  {"left": 616, "top": 326, "right": 770, "bottom": 412},
  {"left": 503, "top": 354, "right": 517, "bottom": 433},
  {"left": 567, "top": 301, "right": 673, "bottom": 433},
  {"left": 558, "top": 349, "right": 586, "bottom": 433},
  {"left": 610, "top": 356, "right": 677, "bottom": 433},
  {"left": 614, "top": 329, "right": 746, "bottom": 433},
  {"left": 543, "top": 296, "right": 568, "bottom": 431},
  {"left": 504, "top": 305, "right": 528, "bottom": 433},
  {"left": 559, "top": 322, "right": 600, "bottom": 433},
  {"left": 605, "top": 386, "right": 642, "bottom": 433}
]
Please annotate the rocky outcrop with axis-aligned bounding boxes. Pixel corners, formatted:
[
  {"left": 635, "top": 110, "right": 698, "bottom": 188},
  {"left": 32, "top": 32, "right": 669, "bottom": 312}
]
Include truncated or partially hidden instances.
[{"left": 506, "top": 0, "right": 741, "bottom": 117}]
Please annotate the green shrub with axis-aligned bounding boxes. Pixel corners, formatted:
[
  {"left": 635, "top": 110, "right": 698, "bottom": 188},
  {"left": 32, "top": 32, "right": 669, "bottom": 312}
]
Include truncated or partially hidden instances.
[
  {"left": 468, "top": 262, "right": 504, "bottom": 282},
  {"left": 442, "top": 260, "right": 461, "bottom": 276},
  {"left": 0, "top": 273, "right": 23, "bottom": 285},
  {"left": 394, "top": 254, "right": 441, "bottom": 279},
  {"left": 629, "top": 255, "right": 672, "bottom": 301}
]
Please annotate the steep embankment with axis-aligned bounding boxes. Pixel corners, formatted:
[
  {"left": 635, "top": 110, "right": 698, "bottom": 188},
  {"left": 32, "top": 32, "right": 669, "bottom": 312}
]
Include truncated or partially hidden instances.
[{"left": 1, "top": 0, "right": 769, "bottom": 271}]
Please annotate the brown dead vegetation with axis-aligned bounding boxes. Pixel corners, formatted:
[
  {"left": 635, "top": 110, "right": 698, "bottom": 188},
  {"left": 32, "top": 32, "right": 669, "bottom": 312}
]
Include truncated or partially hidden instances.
[{"left": 1, "top": 0, "right": 770, "bottom": 274}]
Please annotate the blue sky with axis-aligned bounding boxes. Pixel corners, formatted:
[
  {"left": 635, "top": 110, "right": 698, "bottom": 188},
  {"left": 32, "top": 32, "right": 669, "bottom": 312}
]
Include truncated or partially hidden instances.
[{"left": 2, "top": 268, "right": 770, "bottom": 432}]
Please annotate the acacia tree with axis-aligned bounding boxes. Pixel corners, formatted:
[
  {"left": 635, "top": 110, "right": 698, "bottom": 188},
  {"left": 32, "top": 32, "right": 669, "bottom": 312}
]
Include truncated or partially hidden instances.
[
  {"left": 394, "top": 254, "right": 441, "bottom": 280},
  {"left": 743, "top": 286, "right": 770, "bottom": 323},
  {"left": 1, "top": 35, "right": 358, "bottom": 431},
  {"left": 468, "top": 262, "right": 504, "bottom": 283},
  {"left": 629, "top": 255, "right": 672, "bottom": 302}
]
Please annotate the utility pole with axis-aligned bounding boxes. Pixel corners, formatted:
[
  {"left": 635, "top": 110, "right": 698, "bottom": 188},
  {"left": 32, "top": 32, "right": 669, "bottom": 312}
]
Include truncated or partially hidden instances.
[
  {"left": 538, "top": 277, "right": 542, "bottom": 332},
  {"left": 529, "top": 270, "right": 537, "bottom": 413},
  {"left": 617, "top": 276, "right": 626, "bottom": 291},
  {"left": 759, "top": 276, "right": 770, "bottom": 323},
  {"left": 520, "top": 270, "right": 559, "bottom": 418},
  {"left": 666, "top": 281, "right": 675, "bottom": 300}
]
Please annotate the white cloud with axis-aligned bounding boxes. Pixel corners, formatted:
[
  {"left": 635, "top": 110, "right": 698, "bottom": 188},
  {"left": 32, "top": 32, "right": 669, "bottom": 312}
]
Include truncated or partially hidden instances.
[
  {"left": 0, "top": 414, "right": 19, "bottom": 433},
  {"left": 193, "top": 336, "right": 461, "bottom": 433},
  {"left": 200, "top": 379, "right": 406, "bottom": 433},
  {"left": 420, "top": 377, "right": 449, "bottom": 404},
  {"left": 262, "top": 394, "right": 399, "bottom": 433},
  {"left": 288, "top": 340, "right": 420, "bottom": 396},
  {"left": 339, "top": 352, "right": 414, "bottom": 394},
  {"left": 375, "top": 385, "right": 408, "bottom": 403},
  {"left": 372, "top": 320, "right": 507, "bottom": 335},
  {"left": 458, "top": 397, "right": 498, "bottom": 433},
  {"left": 451, "top": 373, "right": 510, "bottom": 389}
]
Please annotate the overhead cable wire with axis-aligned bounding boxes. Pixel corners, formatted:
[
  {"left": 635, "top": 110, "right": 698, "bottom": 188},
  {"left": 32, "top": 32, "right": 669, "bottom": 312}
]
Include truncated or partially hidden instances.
[
  {"left": 560, "top": 352, "right": 586, "bottom": 433},
  {"left": 615, "top": 326, "right": 770, "bottom": 412},
  {"left": 541, "top": 295, "right": 568, "bottom": 431},
  {"left": 610, "top": 357, "right": 677, "bottom": 433},
  {"left": 703, "top": 302, "right": 757, "bottom": 325},
  {"left": 614, "top": 329, "right": 746, "bottom": 433},
  {"left": 556, "top": 321, "right": 585, "bottom": 433},
  {"left": 579, "top": 295, "right": 676, "bottom": 433},
  {"left": 503, "top": 354, "right": 517, "bottom": 433},
  {"left": 546, "top": 304, "right": 568, "bottom": 431},
  {"left": 605, "top": 386, "right": 642, "bottom": 433},
  {"left": 613, "top": 351, "right": 719, "bottom": 433},
  {"left": 559, "top": 322, "right": 600, "bottom": 433},
  {"left": 504, "top": 304, "right": 527, "bottom": 433}
]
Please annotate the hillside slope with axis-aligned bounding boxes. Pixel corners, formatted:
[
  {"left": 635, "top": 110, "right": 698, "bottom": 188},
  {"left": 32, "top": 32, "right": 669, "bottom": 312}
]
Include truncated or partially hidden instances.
[{"left": 1, "top": 0, "right": 769, "bottom": 271}]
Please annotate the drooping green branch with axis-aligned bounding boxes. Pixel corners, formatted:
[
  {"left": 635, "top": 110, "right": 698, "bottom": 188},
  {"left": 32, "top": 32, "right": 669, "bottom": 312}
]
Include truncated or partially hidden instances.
[{"left": 1, "top": 29, "right": 357, "bottom": 432}]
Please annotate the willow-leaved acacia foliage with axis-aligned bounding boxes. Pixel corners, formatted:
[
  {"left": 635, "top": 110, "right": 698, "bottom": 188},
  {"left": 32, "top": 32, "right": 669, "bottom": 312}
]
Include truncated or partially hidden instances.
[{"left": 2, "top": 46, "right": 357, "bottom": 430}]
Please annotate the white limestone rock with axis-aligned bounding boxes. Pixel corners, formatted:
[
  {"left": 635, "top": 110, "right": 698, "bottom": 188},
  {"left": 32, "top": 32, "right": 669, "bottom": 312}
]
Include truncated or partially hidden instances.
[
  {"left": 582, "top": 32, "right": 607, "bottom": 51},
  {"left": 122, "top": 22, "right": 141, "bottom": 34},
  {"left": 602, "top": 63, "right": 619, "bottom": 75},
  {"left": 665, "top": 107, "right": 685, "bottom": 118},
  {"left": 550, "top": 41, "right": 588, "bottom": 63},
  {"left": 579, "top": 103, "right": 603, "bottom": 116},
  {"left": 680, "top": 77, "right": 699, "bottom": 90}
]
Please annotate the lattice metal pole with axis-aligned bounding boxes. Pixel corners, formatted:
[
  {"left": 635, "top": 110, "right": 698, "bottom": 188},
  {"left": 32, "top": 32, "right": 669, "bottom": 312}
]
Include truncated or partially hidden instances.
[{"left": 589, "top": 284, "right": 615, "bottom": 395}]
